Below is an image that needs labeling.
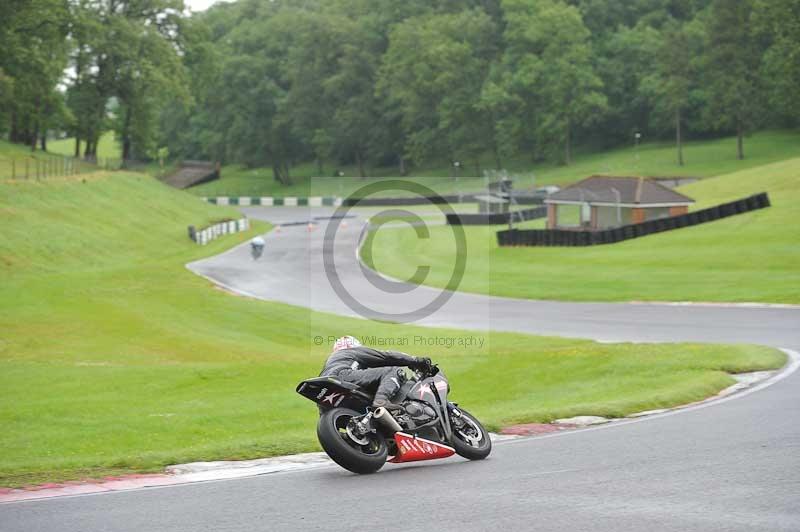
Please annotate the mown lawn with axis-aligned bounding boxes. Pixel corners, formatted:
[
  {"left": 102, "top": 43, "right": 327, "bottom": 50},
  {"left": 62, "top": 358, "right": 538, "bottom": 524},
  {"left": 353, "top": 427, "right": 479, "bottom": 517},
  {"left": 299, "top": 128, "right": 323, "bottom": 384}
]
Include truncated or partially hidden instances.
[
  {"left": 190, "top": 130, "right": 800, "bottom": 197},
  {"left": 0, "top": 173, "right": 785, "bottom": 486},
  {"left": 364, "top": 157, "right": 800, "bottom": 303}
]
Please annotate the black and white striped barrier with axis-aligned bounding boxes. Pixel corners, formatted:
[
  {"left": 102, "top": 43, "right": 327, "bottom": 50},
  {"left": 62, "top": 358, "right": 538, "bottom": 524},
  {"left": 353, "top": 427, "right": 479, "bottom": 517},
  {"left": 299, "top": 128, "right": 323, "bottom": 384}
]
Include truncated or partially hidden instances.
[
  {"left": 188, "top": 218, "right": 250, "bottom": 245},
  {"left": 203, "top": 196, "right": 342, "bottom": 207}
]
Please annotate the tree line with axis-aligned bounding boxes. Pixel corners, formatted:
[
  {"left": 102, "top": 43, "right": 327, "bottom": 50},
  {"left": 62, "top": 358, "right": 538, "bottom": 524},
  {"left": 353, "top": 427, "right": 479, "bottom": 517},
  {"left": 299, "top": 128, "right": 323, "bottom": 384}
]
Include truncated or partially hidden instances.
[
  {"left": 1, "top": 0, "right": 188, "bottom": 160},
  {"left": 1, "top": 0, "right": 798, "bottom": 182}
]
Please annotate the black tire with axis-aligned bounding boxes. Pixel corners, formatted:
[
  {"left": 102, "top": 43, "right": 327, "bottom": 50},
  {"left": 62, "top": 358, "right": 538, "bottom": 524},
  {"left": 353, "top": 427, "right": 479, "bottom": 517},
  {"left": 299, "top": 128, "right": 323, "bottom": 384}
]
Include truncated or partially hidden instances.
[
  {"left": 317, "top": 407, "right": 388, "bottom": 474},
  {"left": 450, "top": 408, "right": 492, "bottom": 460}
]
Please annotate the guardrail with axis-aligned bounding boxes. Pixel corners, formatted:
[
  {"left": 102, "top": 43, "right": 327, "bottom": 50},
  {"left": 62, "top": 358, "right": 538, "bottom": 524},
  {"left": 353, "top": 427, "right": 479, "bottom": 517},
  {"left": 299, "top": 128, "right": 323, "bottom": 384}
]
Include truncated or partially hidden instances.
[{"left": 497, "top": 192, "right": 770, "bottom": 247}]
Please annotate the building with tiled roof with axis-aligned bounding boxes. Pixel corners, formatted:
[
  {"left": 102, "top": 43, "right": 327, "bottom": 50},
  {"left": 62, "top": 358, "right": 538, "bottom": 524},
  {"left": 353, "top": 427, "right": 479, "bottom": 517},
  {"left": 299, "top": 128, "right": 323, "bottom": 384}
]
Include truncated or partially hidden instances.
[{"left": 544, "top": 176, "right": 695, "bottom": 230}]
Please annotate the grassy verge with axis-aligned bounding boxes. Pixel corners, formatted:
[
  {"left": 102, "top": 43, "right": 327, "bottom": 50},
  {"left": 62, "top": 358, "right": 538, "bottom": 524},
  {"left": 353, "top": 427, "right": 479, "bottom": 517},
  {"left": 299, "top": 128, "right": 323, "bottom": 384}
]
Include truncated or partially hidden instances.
[
  {"left": 364, "top": 157, "right": 800, "bottom": 303},
  {"left": 0, "top": 174, "right": 786, "bottom": 486},
  {"left": 190, "top": 130, "right": 800, "bottom": 197}
]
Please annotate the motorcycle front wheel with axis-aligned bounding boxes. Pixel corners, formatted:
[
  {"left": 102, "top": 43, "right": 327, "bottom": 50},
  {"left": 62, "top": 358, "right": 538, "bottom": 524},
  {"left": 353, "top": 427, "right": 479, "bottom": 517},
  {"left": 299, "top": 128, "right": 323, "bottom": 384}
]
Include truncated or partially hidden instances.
[
  {"left": 450, "top": 408, "right": 492, "bottom": 460},
  {"left": 317, "top": 407, "right": 388, "bottom": 474}
]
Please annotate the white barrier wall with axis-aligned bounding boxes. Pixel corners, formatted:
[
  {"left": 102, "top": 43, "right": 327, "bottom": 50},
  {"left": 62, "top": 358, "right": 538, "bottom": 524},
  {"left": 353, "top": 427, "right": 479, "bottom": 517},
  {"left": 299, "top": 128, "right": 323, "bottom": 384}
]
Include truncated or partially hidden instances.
[{"left": 190, "top": 218, "right": 250, "bottom": 245}]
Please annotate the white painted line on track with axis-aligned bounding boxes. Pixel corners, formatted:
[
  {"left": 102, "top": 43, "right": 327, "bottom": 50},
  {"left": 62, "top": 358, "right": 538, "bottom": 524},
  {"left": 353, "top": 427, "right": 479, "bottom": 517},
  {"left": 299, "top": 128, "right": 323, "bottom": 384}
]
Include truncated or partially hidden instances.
[{"left": 629, "top": 301, "right": 800, "bottom": 310}]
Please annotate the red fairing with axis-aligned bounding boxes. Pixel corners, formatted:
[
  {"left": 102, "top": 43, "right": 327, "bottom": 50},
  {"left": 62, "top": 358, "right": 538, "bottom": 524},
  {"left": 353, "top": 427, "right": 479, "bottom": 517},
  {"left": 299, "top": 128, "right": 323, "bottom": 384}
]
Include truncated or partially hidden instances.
[{"left": 389, "top": 432, "right": 456, "bottom": 463}]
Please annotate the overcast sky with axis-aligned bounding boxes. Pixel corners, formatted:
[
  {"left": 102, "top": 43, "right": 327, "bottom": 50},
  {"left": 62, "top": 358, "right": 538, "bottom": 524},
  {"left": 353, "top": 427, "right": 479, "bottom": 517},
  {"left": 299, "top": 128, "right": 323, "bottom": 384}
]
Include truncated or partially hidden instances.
[{"left": 185, "top": 0, "right": 232, "bottom": 12}]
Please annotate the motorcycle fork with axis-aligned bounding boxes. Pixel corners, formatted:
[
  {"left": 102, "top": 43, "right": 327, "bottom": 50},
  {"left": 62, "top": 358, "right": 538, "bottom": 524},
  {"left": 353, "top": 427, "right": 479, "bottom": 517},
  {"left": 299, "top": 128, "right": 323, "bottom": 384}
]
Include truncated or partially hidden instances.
[{"left": 428, "top": 382, "right": 454, "bottom": 443}]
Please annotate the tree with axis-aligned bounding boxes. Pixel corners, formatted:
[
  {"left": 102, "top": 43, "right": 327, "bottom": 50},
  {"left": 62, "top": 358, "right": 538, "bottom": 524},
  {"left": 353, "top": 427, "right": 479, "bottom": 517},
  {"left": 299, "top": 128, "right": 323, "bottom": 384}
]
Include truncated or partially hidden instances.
[
  {"left": 377, "top": 10, "right": 497, "bottom": 169},
  {"left": 213, "top": 5, "right": 302, "bottom": 184},
  {"left": 577, "top": 0, "right": 670, "bottom": 37},
  {"left": 63, "top": 0, "right": 190, "bottom": 161},
  {"left": 0, "top": 68, "right": 13, "bottom": 133},
  {"left": 478, "top": 66, "right": 523, "bottom": 169},
  {"left": 107, "top": 1, "right": 190, "bottom": 161},
  {"left": 321, "top": 17, "right": 386, "bottom": 178},
  {"left": 593, "top": 24, "right": 661, "bottom": 147},
  {"left": 157, "top": 14, "right": 221, "bottom": 161},
  {"left": 0, "top": 0, "right": 69, "bottom": 149},
  {"left": 704, "top": 0, "right": 764, "bottom": 160},
  {"left": 641, "top": 19, "right": 704, "bottom": 165},
  {"left": 325, "top": 0, "right": 435, "bottom": 175},
  {"left": 500, "top": 0, "right": 607, "bottom": 165},
  {"left": 753, "top": 0, "right": 800, "bottom": 124},
  {"left": 284, "top": 10, "right": 341, "bottom": 174}
]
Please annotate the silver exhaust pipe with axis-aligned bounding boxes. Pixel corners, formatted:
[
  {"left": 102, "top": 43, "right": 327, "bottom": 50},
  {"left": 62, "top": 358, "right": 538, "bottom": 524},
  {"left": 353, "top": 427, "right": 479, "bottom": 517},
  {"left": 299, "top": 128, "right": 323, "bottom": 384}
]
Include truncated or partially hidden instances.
[{"left": 373, "top": 407, "right": 403, "bottom": 434}]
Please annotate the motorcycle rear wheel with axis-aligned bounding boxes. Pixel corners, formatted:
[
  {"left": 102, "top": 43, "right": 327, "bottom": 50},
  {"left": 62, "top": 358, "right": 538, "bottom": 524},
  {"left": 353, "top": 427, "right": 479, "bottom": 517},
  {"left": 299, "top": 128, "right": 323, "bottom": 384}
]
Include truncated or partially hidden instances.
[
  {"left": 451, "top": 408, "right": 492, "bottom": 460},
  {"left": 317, "top": 407, "right": 388, "bottom": 474}
]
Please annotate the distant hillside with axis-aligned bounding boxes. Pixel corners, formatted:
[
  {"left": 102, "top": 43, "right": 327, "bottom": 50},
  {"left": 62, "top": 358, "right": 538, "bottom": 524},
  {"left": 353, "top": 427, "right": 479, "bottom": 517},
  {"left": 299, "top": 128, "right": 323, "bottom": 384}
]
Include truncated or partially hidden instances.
[{"left": 189, "top": 130, "right": 800, "bottom": 198}]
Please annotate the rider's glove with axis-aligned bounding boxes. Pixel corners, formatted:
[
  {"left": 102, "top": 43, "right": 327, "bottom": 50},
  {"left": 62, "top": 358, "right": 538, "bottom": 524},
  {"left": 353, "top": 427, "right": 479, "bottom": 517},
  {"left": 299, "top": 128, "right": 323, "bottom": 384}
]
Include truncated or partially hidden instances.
[{"left": 411, "top": 357, "right": 432, "bottom": 371}]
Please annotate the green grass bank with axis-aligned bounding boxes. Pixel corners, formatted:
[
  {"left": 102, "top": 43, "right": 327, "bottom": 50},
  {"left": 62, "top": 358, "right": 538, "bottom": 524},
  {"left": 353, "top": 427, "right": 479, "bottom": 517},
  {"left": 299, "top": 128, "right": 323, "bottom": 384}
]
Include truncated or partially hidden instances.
[
  {"left": 0, "top": 173, "right": 785, "bottom": 486},
  {"left": 190, "top": 130, "right": 800, "bottom": 198},
  {"left": 364, "top": 156, "right": 800, "bottom": 303}
]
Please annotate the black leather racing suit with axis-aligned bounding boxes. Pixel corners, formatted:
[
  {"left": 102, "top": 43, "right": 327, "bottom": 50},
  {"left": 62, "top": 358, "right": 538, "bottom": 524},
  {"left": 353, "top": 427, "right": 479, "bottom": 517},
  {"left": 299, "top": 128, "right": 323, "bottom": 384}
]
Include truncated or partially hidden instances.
[{"left": 320, "top": 346, "right": 420, "bottom": 405}]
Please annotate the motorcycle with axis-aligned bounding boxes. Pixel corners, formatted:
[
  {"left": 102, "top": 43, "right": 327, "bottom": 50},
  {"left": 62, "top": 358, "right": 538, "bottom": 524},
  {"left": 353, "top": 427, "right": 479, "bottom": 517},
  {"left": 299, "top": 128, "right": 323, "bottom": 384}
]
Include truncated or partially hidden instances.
[{"left": 296, "top": 364, "right": 492, "bottom": 474}]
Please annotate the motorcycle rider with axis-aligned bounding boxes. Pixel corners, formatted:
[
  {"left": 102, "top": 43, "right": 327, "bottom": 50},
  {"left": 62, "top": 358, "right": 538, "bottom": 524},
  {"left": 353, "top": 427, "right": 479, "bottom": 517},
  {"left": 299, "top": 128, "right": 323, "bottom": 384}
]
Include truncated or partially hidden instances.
[
  {"left": 250, "top": 236, "right": 266, "bottom": 260},
  {"left": 320, "top": 335, "right": 432, "bottom": 411}
]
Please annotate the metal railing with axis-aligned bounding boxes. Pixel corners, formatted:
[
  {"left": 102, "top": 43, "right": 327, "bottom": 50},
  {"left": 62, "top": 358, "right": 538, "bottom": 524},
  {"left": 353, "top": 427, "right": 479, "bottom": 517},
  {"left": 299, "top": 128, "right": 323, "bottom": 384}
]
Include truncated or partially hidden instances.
[{"left": 0, "top": 154, "right": 158, "bottom": 180}]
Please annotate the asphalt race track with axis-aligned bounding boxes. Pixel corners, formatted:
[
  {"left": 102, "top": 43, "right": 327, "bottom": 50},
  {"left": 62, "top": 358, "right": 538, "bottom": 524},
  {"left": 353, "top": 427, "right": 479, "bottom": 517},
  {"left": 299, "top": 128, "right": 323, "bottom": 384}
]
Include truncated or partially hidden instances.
[{"left": 3, "top": 206, "right": 799, "bottom": 532}]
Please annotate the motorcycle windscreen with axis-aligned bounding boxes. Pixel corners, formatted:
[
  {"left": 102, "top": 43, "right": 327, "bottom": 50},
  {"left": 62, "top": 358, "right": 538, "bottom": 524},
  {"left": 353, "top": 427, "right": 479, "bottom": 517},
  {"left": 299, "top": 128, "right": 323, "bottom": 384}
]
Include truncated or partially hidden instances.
[{"left": 406, "top": 374, "right": 450, "bottom": 404}]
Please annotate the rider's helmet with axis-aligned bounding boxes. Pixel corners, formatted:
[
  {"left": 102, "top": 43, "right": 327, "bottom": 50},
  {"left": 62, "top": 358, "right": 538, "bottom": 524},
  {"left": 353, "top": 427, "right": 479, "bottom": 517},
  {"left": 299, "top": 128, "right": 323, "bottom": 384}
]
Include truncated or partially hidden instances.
[{"left": 332, "top": 335, "right": 362, "bottom": 352}]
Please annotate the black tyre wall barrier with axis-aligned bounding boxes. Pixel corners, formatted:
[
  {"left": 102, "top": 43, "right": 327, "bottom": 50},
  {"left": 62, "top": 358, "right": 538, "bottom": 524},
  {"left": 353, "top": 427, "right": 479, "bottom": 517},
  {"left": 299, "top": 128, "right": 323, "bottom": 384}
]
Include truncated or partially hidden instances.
[
  {"left": 497, "top": 192, "right": 770, "bottom": 247},
  {"left": 447, "top": 206, "right": 547, "bottom": 225},
  {"left": 342, "top": 194, "right": 468, "bottom": 206},
  {"left": 341, "top": 194, "right": 545, "bottom": 206}
]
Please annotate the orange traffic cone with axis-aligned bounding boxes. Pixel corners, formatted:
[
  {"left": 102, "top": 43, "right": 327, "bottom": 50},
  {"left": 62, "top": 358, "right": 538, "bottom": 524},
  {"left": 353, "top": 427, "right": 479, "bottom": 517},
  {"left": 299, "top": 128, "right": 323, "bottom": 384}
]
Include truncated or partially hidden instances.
[
  {"left": 341, "top": 220, "right": 348, "bottom": 229},
  {"left": 307, "top": 223, "right": 315, "bottom": 232}
]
